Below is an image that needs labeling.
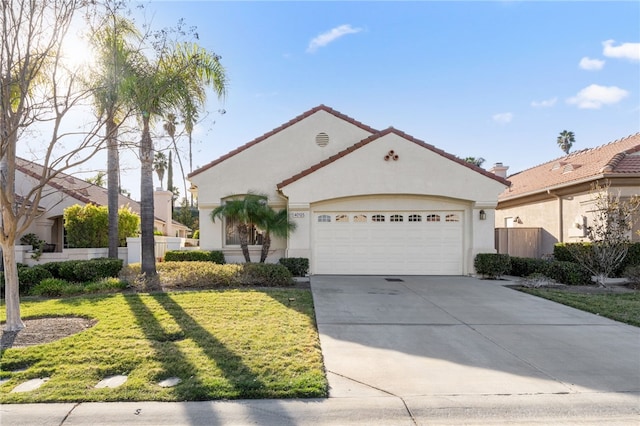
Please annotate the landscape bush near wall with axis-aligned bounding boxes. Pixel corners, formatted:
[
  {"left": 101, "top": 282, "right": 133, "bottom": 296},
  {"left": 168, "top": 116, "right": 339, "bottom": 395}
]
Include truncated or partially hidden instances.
[
  {"left": 122, "top": 262, "right": 294, "bottom": 289},
  {"left": 0, "top": 258, "right": 124, "bottom": 296},
  {"left": 164, "top": 250, "right": 225, "bottom": 264},
  {"left": 278, "top": 258, "right": 309, "bottom": 277},
  {"left": 64, "top": 204, "right": 140, "bottom": 248},
  {"left": 474, "top": 253, "right": 593, "bottom": 285},
  {"left": 554, "top": 243, "right": 640, "bottom": 276}
]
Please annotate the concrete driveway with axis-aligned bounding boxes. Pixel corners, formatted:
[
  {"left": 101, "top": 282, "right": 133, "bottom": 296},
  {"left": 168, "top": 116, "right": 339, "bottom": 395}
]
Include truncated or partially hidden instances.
[{"left": 311, "top": 275, "right": 640, "bottom": 423}]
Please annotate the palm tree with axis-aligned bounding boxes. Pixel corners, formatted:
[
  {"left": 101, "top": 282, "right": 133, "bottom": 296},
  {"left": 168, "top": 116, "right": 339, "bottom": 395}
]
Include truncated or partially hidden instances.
[
  {"left": 557, "top": 130, "right": 575, "bottom": 155},
  {"left": 163, "top": 112, "right": 188, "bottom": 202},
  {"left": 256, "top": 207, "right": 297, "bottom": 263},
  {"left": 123, "top": 41, "right": 226, "bottom": 281},
  {"left": 153, "top": 151, "right": 167, "bottom": 189},
  {"left": 210, "top": 193, "right": 266, "bottom": 262},
  {"left": 90, "top": 11, "right": 140, "bottom": 259},
  {"left": 464, "top": 157, "right": 485, "bottom": 168}
]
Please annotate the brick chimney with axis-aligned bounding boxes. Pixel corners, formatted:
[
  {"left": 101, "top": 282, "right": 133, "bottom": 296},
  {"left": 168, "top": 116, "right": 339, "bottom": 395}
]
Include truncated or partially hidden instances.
[{"left": 489, "top": 162, "right": 509, "bottom": 179}]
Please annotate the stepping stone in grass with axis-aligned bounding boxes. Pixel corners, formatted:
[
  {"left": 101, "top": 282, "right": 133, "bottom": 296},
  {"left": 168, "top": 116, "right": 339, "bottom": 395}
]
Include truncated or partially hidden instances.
[
  {"left": 11, "top": 378, "right": 49, "bottom": 393},
  {"left": 157, "top": 377, "right": 182, "bottom": 388},
  {"left": 95, "top": 375, "right": 128, "bottom": 389}
]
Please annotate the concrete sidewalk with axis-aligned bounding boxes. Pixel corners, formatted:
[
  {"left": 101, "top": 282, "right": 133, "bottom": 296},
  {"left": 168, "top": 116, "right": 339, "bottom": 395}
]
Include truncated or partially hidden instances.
[{"left": 2, "top": 275, "right": 639, "bottom": 425}]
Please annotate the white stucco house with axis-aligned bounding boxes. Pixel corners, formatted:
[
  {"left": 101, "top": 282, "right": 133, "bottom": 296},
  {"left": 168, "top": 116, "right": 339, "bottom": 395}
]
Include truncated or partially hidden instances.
[{"left": 188, "top": 105, "right": 509, "bottom": 275}]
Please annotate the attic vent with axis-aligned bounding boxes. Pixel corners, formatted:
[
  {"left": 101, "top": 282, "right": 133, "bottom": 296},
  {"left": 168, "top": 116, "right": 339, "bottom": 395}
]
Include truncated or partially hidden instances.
[{"left": 315, "top": 132, "right": 329, "bottom": 147}]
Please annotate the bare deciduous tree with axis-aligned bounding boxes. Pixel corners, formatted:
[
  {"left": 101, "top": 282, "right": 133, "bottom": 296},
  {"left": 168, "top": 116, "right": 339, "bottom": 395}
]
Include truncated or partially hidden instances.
[
  {"left": 567, "top": 182, "right": 640, "bottom": 287},
  {"left": 1, "top": 0, "right": 106, "bottom": 331}
]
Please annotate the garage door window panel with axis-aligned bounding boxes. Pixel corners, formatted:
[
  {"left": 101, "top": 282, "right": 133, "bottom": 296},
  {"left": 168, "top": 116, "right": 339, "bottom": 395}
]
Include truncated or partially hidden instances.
[
  {"left": 372, "top": 214, "right": 385, "bottom": 222},
  {"left": 390, "top": 214, "right": 403, "bottom": 222},
  {"left": 318, "top": 214, "right": 331, "bottom": 223},
  {"left": 426, "top": 214, "right": 441, "bottom": 222}
]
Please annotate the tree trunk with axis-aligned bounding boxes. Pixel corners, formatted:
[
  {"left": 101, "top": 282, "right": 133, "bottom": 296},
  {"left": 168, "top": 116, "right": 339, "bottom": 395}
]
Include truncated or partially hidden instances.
[
  {"left": 106, "top": 118, "right": 120, "bottom": 258},
  {"left": 238, "top": 223, "right": 251, "bottom": 262},
  {"left": 0, "top": 127, "right": 23, "bottom": 331},
  {"left": 140, "top": 117, "right": 157, "bottom": 287},
  {"left": 260, "top": 232, "right": 271, "bottom": 263},
  {"left": 2, "top": 242, "right": 23, "bottom": 331},
  {"left": 188, "top": 131, "right": 193, "bottom": 207}
]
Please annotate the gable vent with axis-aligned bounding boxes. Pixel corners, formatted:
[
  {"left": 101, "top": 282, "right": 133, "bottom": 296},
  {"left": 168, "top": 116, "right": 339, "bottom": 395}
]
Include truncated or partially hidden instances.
[{"left": 315, "top": 132, "right": 329, "bottom": 147}]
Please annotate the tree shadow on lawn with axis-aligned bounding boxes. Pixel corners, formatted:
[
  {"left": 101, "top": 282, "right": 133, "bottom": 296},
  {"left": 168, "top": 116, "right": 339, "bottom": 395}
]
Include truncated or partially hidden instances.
[{"left": 125, "top": 293, "right": 267, "bottom": 400}]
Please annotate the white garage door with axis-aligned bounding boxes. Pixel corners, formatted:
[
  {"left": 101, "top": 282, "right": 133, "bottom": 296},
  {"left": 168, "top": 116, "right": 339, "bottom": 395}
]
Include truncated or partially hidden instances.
[{"left": 313, "top": 211, "right": 463, "bottom": 275}]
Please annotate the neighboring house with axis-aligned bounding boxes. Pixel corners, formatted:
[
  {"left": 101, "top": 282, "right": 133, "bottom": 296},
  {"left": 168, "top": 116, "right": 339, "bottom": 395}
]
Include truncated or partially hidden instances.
[
  {"left": 494, "top": 133, "right": 640, "bottom": 257},
  {"left": 188, "top": 105, "right": 509, "bottom": 275},
  {"left": 15, "top": 157, "right": 190, "bottom": 251}
]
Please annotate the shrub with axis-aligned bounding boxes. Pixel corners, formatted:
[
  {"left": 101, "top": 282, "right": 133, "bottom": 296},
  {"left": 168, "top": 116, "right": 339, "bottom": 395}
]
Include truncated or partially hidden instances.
[
  {"left": 192, "top": 230, "right": 200, "bottom": 239},
  {"left": 83, "top": 277, "right": 129, "bottom": 294},
  {"left": 64, "top": 204, "right": 139, "bottom": 248},
  {"left": 18, "top": 266, "right": 53, "bottom": 294},
  {"left": 509, "top": 257, "right": 550, "bottom": 277},
  {"left": 42, "top": 259, "right": 123, "bottom": 282},
  {"left": 164, "top": 250, "right": 225, "bottom": 264},
  {"left": 239, "top": 263, "right": 293, "bottom": 287},
  {"left": 75, "top": 258, "right": 123, "bottom": 282},
  {"left": 30, "top": 278, "right": 83, "bottom": 297},
  {"left": 555, "top": 242, "right": 640, "bottom": 277},
  {"left": 19, "top": 233, "right": 46, "bottom": 259},
  {"left": 623, "top": 265, "right": 640, "bottom": 286},
  {"left": 474, "top": 253, "right": 511, "bottom": 279},
  {"left": 278, "top": 258, "right": 309, "bottom": 277},
  {"left": 546, "top": 261, "right": 592, "bottom": 286},
  {"left": 154, "top": 262, "right": 241, "bottom": 288}
]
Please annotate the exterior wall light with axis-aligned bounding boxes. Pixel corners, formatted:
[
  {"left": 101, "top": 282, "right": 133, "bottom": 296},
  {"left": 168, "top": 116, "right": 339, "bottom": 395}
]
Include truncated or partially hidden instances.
[{"left": 479, "top": 210, "right": 486, "bottom": 220}]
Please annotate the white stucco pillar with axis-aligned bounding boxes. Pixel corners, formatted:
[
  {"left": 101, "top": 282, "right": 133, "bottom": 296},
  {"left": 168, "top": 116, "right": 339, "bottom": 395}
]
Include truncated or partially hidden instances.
[{"left": 286, "top": 202, "right": 311, "bottom": 259}]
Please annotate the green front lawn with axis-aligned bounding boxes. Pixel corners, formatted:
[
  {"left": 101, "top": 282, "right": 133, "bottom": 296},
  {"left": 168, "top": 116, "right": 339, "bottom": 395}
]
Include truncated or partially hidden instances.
[
  {"left": 520, "top": 289, "right": 640, "bottom": 327},
  {"left": 0, "top": 289, "right": 327, "bottom": 403}
]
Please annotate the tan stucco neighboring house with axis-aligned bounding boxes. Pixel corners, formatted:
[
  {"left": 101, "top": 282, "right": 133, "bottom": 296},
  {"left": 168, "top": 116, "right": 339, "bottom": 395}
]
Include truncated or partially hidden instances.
[
  {"left": 15, "top": 157, "right": 189, "bottom": 251},
  {"left": 495, "top": 133, "right": 640, "bottom": 257},
  {"left": 188, "top": 105, "right": 509, "bottom": 275}
]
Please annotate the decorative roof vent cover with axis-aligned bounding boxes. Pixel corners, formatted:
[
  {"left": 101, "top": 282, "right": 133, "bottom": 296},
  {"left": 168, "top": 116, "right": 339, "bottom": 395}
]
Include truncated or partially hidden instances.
[{"left": 315, "top": 132, "right": 329, "bottom": 147}]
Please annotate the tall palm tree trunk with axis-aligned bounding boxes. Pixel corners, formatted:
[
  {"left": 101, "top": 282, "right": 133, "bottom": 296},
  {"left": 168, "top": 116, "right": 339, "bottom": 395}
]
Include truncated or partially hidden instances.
[
  {"left": 238, "top": 223, "right": 251, "bottom": 262},
  {"left": 106, "top": 118, "right": 120, "bottom": 258},
  {"left": 259, "top": 232, "right": 271, "bottom": 263},
  {"left": 140, "top": 117, "right": 157, "bottom": 285}
]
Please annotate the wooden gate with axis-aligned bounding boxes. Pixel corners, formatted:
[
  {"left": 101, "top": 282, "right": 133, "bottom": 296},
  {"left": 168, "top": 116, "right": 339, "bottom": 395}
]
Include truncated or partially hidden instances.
[{"left": 495, "top": 228, "right": 542, "bottom": 259}]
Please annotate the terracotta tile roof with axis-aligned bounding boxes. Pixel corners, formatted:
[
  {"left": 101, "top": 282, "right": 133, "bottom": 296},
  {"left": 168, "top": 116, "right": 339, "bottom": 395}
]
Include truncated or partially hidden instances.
[
  {"left": 277, "top": 127, "right": 510, "bottom": 189},
  {"left": 17, "top": 157, "right": 134, "bottom": 209},
  {"left": 500, "top": 133, "right": 640, "bottom": 201},
  {"left": 15, "top": 157, "right": 187, "bottom": 228},
  {"left": 187, "top": 105, "right": 379, "bottom": 179}
]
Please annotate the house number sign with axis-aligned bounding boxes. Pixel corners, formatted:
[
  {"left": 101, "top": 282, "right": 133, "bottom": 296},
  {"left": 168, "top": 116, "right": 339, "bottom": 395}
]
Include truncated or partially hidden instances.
[{"left": 291, "top": 212, "right": 305, "bottom": 218}]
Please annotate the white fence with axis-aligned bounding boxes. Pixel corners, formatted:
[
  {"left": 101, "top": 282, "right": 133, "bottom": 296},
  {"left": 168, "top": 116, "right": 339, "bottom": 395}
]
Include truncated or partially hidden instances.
[{"left": 15, "top": 237, "right": 199, "bottom": 266}]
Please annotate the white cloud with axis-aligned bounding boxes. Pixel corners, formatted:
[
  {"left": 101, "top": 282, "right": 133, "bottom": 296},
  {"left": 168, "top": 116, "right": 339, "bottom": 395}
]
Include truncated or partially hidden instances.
[
  {"left": 602, "top": 40, "right": 640, "bottom": 61},
  {"left": 567, "top": 84, "right": 629, "bottom": 109},
  {"left": 579, "top": 57, "right": 605, "bottom": 70},
  {"left": 492, "top": 112, "right": 513, "bottom": 124},
  {"left": 307, "top": 24, "right": 362, "bottom": 53},
  {"left": 531, "top": 97, "right": 558, "bottom": 108}
]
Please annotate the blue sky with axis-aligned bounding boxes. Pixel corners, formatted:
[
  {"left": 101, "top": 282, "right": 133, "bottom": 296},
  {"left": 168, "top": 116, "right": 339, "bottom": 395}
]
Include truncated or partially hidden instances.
[{"left": 91, "top": 1, "right": 640, "bottom": 199}]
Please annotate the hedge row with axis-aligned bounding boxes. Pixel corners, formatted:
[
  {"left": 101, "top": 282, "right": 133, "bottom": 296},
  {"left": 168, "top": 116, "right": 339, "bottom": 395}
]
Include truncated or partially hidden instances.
[
  {"left": 474, "top": 253, "right": 592, "bottom": 285},
  {"left": 164, "top": 250, "right": 225, "bottom": 264},
  {"left": 0, "top": 258, "right": 124, "bottom": 296},
  {"left": 123, "top": 261, "right": 294, "bottom": 289},
  {"left": 278, "top": 258, "right": 309, "bottom": 277},
  {"left": 554, "top": 242, "right": 640, "bottom": 277}
]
